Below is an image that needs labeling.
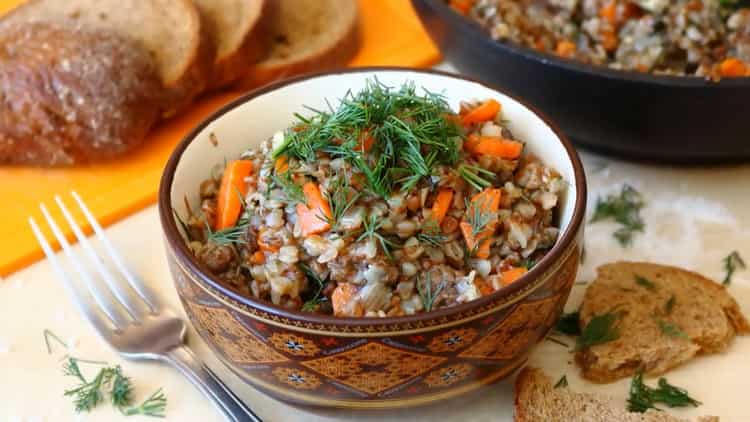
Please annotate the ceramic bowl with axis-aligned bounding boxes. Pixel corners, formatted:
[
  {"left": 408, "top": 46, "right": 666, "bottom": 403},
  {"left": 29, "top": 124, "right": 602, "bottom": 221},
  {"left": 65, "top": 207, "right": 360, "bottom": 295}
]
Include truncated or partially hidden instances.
[{"left": 158, "top": 68, "right": 587, "bottom": 409}]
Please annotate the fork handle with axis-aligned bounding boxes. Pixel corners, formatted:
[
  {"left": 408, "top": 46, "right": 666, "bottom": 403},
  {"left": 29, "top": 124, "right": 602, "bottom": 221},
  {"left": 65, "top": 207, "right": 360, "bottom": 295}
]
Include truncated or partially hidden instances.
[{"left": 165, "top": 346, "right": 263, "bottom": 422}]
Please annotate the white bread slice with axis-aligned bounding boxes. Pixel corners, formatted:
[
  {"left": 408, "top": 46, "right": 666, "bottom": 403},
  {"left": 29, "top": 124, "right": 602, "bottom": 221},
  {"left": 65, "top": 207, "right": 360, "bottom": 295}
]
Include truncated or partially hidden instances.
[
  {"left": 514, "top": 367, "right": 719, "bottom": 422},
  {"left": 1, "top": 0, "right": 213, "bottom": 115},
  {"left": 193, "top": 0, "right": 272, "bottom": 89},
  {"left": 576, "top": 262, "right": 750, "bottom": 383},
  {"left": 234, "top": 0, "right": 360, "bottom": 89}
]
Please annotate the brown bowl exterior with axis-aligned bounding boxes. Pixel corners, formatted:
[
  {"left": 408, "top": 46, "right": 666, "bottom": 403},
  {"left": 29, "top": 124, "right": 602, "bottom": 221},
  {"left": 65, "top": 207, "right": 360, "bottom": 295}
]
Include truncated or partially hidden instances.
[
  {"left": 159, "top": 68, "right": 587, "bottom": 409},
  {"left": 165, "top": 236, "right": 581, "bottom": 409}
]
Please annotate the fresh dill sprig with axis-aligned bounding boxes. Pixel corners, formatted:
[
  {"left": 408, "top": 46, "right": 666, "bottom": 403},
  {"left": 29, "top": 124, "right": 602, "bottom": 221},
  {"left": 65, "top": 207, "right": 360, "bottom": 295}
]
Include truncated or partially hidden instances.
[
  {"left": 300, "top": 264, "right": 329, "bottom": 312},
  {"left": 416, "top": 272, "right": 446, "bottom": 312},
  {"left": 465, "top": 196, "right": 496, "bottom": 237},
  {"left": 44, "top": 329, "right": 68, "bottom": 354},
  {"left": 416, "top": 220, "right": 448, "bottom": 247},
  {"left": 205, "top": 217, "right": 249, "bottom": 245},
  {"left": 270, "top": 171, "right": 305, "bottom": 205},
  {"left": 555, "top": 310, "right": 582, "bottom": 336},
  {"left": 457, "top": 164, "right": 494, "bottom": 191},
  {"left": 357, "top": 214, "right": 400, "bottom": 260},
  {"left": 634, "top": 275, "right": 656, "bottom": 290},
  {"left": 322, "top": 176, "right": 362, "bottom": 230},
  {"left": 575, "top": 312, "right": 621, "bottom": 351},
  {"left": 554, "top": 375, "right": 569, "bottom": 388},
  {"left": 122, "top": 389, "right": 168, "bottom": 417},
  {"left": 627, "top": 372, "right": 701, "bottom": 413},
  {"left": 722, "top": 251, "right": 746, "bottom": 285},
  {"left": 272, "top": 79, "right": 461, "bottom": 198},
  {"left": 590, "top": 185, "right": 645, "bottom": 247},
  {"left": 657, "top": 319, "right": 688, "bottom": 339}
]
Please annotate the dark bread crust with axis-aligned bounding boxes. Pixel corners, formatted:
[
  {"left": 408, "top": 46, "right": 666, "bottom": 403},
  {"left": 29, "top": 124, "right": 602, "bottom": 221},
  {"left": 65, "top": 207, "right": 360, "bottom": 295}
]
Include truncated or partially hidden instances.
[{"left": 0, "top": 23, "right": 163, "bottom": 165}]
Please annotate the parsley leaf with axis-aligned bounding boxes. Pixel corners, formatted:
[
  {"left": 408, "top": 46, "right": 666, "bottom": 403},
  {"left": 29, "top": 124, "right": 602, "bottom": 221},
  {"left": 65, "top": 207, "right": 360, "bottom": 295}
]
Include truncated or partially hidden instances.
[
  {"left": 554, "top": 375, "right": 568, "bottom": 388},
  {"left": 664, "top": 295, "right": 676, "bottom": 314},
  {"left": 722, "top": 251, "right": 746, "bottom": 285},
  {"left": 628, "top": 371, "right": 701, "bottom": 413},
  {"left": 555, "top": 311, "right": 582, "bottom": 336},
  {"left": 657, "top": 320, "right": 689, "bottom": 340},
  {"left": 634, "top": 275, "right": 656, "bottom": 290},
  {"left": 590, "top": 185, "right": 645, "bottom": 247}
]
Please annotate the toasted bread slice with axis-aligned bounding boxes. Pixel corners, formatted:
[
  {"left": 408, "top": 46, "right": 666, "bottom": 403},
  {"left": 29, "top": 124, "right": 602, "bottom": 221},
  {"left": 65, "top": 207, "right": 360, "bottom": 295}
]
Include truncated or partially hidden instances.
[
  {"left": 515, "top": 367, "right": 718, "bottom": 422},
  {"left": 234, "top": 0, "right": 359, "bottom": 89},
  {"left": 193, "top": 0, "right": 272, "bottom": 89},
  {"left": 0, "top": 23, "right": 163, "bottom": 165},
  {"left": 2, "top": 0, "right": 213, "bottom": 115},
  {"left": 576, "top": 262, "right": 750, "bottom": 383}
]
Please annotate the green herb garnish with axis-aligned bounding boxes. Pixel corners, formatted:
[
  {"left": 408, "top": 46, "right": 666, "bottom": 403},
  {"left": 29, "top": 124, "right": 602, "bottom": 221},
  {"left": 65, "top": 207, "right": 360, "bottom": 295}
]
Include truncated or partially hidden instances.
[
  {"left": 554, "top": 375, "right": 569, "bottom": 388},
  {"left": 205, "top": 217, "right": 249, "bottom": 246},
  {"left": 417, "top": 272, "right": 447, "bottom": 312},
  {"left": 576, "top": 312, "right": 621, "bottom": 351},
  {"left": 465, "top": 196, "right": 496, "bottom": 238},
  {"left": 556, "top": 310, "right": 582, "bottom": 336},
  {"left": 273, "top": 79, "right": 461, "bottom": 198},
  {"left": 657, "top": 320, "right": 688, "bottom": 340},
  {"left": 321, "top": 176, "right": 362, "bottom": 230},
  {"left": 300, "top": 264, "right": 329, "bottom": 312},
  {"left": 457, "top": 164, "right": 494, "bottom": 191},
  {"left": 664, "top": 295, "right": 676, "bottom": 314},
  {"left": 634, "top": 275, "right": 656, "bottom": 290},
  {"left": 270, "top": 171, "right": 305, "bottom": 205},
  {"left": 627, "top": 371, "right": 700, "bottom": 413},
  {"left": 122, "top": 389, "right": 167, "bottom": 417},
  {"left": 590, "top": 185, "right": 645, "bottom": 247},
  {"left": 722, "top": 251, "right": 746, "bottom": 285},
  {"left": 416, "top": 220, "right": 448, "bottom": 247},
  {"left": 357, "top": 214, "right": 400, "bottom": 260}
]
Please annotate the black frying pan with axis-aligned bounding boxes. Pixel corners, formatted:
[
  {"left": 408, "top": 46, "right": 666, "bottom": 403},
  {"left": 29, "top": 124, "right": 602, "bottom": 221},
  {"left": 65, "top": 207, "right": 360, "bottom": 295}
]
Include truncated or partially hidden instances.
[{"left": 412, "top": 0, "right": 750, "bottom": 163}]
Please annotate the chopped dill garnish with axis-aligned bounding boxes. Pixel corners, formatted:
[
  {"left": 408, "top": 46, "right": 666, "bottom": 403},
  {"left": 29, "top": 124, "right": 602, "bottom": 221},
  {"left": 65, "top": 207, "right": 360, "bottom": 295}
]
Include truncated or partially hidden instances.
[
  {"left": 416, "top": 220, "right": 448, "bottom": 247},
  {"left": 634, "top": 275, "right": 656, "bottom": 290},
  {"left": 270, "top": 171, "right": 305, "bottom": 205},
  {"left": 417, "top": 272, "right": 447, "bottom": 312},
  {"left": 272, "top": 79, "right": 461, "bottom": 198},
  {"left": 590, "top": 185, "right": 645, "bottom": 247},
  {"left": 122, "top": 389, "right": 167, "bottom": 417},
  {"left": 555, "top": 310, "right": 582, "bottom": 336},
  {"left": 44, "top": 329, "right": 68, "bottom": 354},
  {"left": 300, "top": 264, "right": 329, "bottom": 312},
  {"left": 554, "top": 375, "right": 569, "bottom": 388},
  {"left": 205, "top": 217, "right": 249, "bottom": 245},
  {"left": 627, "top": 371, "right": 700, "bottom": 413},
  {"left": 457, "top": 164, "right": 494, "bottom": 191},
  {"left": 657, "top": 319, "right": 688, "bottom": 339},
  {"left": 321, "top": 176, "right": 361, "bottom": 230},
  {"left": 722, "top": 251, "right": 746, "bottom": 285},
  {"left": 357, "top": 214, "right": 400, "bottom": 259},
  {"left": 465, "top": 196, "right": 496, "bottom": 238},
  {"left": 664, "top": 295, "right": 676, "bottom": 314},
  {"left": 575, "top": 312, "right": 621, "bottom": 351}
]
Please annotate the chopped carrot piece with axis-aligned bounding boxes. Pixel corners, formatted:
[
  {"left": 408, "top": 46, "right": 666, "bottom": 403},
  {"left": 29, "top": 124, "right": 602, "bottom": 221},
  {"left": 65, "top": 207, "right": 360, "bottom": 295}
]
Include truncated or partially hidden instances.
[
  {"left": 719, "top": 58, "right": 748, "bottom": 77},
  {"left": 462, "top": 99, "right": 501, "bottom": 126},
  {"left": 216, "top": 160, "right": 253, "bottom": 230},
  {"left": 332, "top": 283, "right": 363, "bottom": 317},
  {"left": 249, "top": 251, "right": 265, "bottom": 265},
  {"left": 601, "top": 28, "right": 619, "bottom": 51},
  {"left": 473, "top": 137, "right": 523, "bottom": 159},
  {"left": 502, "top": 267, "right": 528, "bottom": 286},
  {"left": 474, "top": 277, "right": 494, "bottom": 296},
  {"left": 685, "top": 0, "right": 703, "bottom": 11},
  {"left": 431, "top": 189, "right": 454, "bottom": 225},
  {"left": 555, "top": 40, "right": 577, "bottom": 58},
  {"left": 461, "top": 188, "right": 502, "bottom": 259},
  {"left": 599, "top": 0, "right": 617, "bottom": 25},
  {"left": 623, "top": 2, "right": 643, "bottom": 19},
  {"left": 449, "top": 0, "right": 473, "bottom": 15},
  {"left": 296, "top": 182, "right": 333, "bottom": 237},
  {"left": 464, "top": 133, "right": 482, "bottom": 154},
  {"left": 274, "top": 156, "right": 289, "bottom": 174},
  {"left": 356, "top": 130, "right": 375, "bottom": 152},
  {"left": 441, "top": 215, "right": 459, "bottom": 234}
]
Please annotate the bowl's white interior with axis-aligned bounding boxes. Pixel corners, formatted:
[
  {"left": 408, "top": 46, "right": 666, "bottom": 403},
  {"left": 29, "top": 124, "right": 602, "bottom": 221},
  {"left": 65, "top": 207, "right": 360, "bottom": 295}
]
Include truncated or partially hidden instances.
[{"left": 171, "top": 70, "right": 578, "bottom": 241}]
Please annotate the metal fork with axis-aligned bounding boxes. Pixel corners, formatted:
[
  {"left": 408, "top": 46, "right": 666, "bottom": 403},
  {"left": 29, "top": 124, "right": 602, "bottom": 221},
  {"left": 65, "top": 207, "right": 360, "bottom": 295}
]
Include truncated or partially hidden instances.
[{"left": 29, "top": 192, "right": 262, "bottom": 422}]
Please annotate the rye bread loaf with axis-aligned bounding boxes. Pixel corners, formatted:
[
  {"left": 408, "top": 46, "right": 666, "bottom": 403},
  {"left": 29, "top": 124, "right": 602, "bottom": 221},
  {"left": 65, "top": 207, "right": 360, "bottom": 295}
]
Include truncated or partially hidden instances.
[
  {"left": 576, "top": 262, "right": 750, "bottom": 383},
  {"left": 0, "top": 23, "right": 163, "bottom": 165},
  {"left": 514, "top": 367, "right": 719, "bottom": 422},
  {"left": 234, "top": 0, "right": 360, "bottom": 89},
  {"left": 193, "top": 0, "right": 272, "bottom": 89},
  {"left": 1, "top": 0, "right": 213, "bottom": 115}
]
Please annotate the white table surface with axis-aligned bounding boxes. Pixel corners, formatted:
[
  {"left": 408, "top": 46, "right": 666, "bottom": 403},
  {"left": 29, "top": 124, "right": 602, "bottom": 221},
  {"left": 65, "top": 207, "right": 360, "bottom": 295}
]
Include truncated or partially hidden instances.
[{"left": 2, "top": 72, "right": 750, "bottom": 422}]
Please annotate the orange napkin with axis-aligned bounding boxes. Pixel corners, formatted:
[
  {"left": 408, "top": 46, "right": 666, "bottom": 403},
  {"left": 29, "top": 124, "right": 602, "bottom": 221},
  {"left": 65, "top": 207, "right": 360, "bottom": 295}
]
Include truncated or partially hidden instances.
[{"left": 0, "top": 0, "right": 441, "bottom": 277}]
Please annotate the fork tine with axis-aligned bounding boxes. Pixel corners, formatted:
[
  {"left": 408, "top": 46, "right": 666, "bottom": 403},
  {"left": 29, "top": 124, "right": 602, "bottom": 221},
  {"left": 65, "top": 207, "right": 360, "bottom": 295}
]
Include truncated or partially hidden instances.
[
  {"left": 55, "top": 195, "right": 146, "bottom": 322},
  {"left": 71, "top": 191, "right": 160, "bottom": 312},
  {"left": 38, "top": 203, "right": 129, "bottom": 329},
  {"left": 29, "top": 216, "right": 114, "bottom": 336}
]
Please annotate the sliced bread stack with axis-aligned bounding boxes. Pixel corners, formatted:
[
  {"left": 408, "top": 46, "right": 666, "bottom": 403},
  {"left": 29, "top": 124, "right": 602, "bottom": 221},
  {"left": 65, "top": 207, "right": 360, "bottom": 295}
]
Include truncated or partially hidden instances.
[
  {"left": 0, "top": 0, "right": 361, "bottom": 165},
  {"left": 514, "top": 367, "right": 719, "bottom": 422},
  {"left": 576, "top": 262, "right": 750, "bottom": 383}
]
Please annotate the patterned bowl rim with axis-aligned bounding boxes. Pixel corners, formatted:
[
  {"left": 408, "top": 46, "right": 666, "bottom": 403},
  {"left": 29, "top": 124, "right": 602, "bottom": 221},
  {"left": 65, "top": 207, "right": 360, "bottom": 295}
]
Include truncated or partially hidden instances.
[{"left": 158, "top": 66, "right": 587, "bottom": 328}]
